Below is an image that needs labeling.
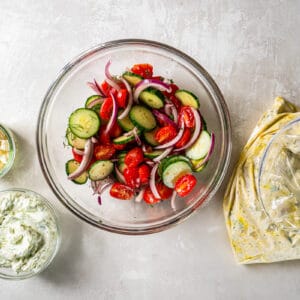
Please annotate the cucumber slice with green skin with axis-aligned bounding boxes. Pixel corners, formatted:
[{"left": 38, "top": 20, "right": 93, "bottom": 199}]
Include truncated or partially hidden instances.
[
  {"left": 158, "top": 155, "right": 191, "bottom": 177},
  {"left": 69, "top": 108, "right": 100, "bottom": 139},
  {"left": 88, "top": 160, "right": 114, "bottom": 181},
  {"left": 143, "top": 128, "right": 159, "bottom": 146},
  {"left": 191, "top": 158, "right": 207, "bottom": 172},
  {"left": 122, "top": 71, "right": 143, "bottom": 86},
  {"left": 144, "top": 150, "right": 164, "bottom": 159},
  {"left": 113, "top": 134, "right": 135, "bottom": 145},
  {"left": 65, "top": 159, "right": 88, "bottom": 184},
  {"left": 175, "top": 89, "right": 200, "bottom": 108},
  {"left": 85, "top": 95, "right": 102, "bottom": 113},
  {"left": 66, "top": 128, "right": 87, "bottom": 150},
  {"left": 139, "top": 88, "right": 164, "bottom": 109},
  {"left": 118, "top": 113, "right": 135, "bottom": 131},
  {"left": 186, "top": 131, "right": 212, "bottom": 160},
  {"left": 117, "top": 151, "right": 127, "bottom": 159},
  {"left": 162, "top": 161, "right": 192, "bottom": 188},
  {"left": 129, "top": 105, "right": 156, "bottom": 131}
]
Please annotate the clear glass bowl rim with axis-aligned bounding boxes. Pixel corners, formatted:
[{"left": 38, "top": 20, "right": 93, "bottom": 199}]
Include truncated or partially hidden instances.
[
  {"left": 36, "top": 39, "right": 232, "bottom": 235},
  {"left": 0, "top": 188, "right": 61, "bottom": 280}
]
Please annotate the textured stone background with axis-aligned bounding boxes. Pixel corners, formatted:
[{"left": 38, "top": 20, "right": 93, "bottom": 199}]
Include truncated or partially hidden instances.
[{"left": 0, "top": 1, "right": 300, "bottom": 299}]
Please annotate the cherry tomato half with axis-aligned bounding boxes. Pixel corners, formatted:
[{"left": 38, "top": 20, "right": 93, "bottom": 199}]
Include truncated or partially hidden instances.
[
  {"left": 155, "top": 125, "right": 177, "bottom": 144},
  {"left": 163, "top": 83, "right": 179, "bottom": 97},
  {"left": 98, "top": 125, "right": 111, "bottom": 144},
  {"left": 94, "top": 144, "right": 115, "bottom": 160},
  {"left": 143, "top": 186, "right": 160, "bottom": 204},
  {"left": 138, "top": 164, "right": 150, "bottom": 185},
  {"left": 110, "top": 122, "right": 122, "bottom": 138},
  {"left": 175, "top": 174, "right": 197, "bottom": 197},
  {"left": 179, "top": 106, "right": 195, "bottom": 128},
  {"left": 72, "top": 148, "right": 83, "bottom": 163},
  {"left": 124, "top": 167, "right": 140, "bottom": 188},
  {"left": 124, "top": 147, "right": 144, "bottom": 168},
  {"left": 100, "top": 81, "right": 111, "bottom": 97},
  {"left": 116, "top": 89, "right": 128, "bottom": 108},
  {"left": 113, "top": 143, "right": 126, "bottom": 150},
  {"left": 100, "top": 97, "right": 113, "bottom": 121},
  {"left": 131, "top": 64, "right": 153, "bottom": 78},
  {"left": 110, "top": 183, "right": 134, "bottom": 200},
  {"left": 175, "top": 128, "right": 191, "bottom": 149},
  {"left": 156, "top": 182, "right": 173, "bottom": 200}
]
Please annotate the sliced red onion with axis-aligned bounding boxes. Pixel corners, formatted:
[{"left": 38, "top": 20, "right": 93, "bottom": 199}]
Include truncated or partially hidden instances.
[
  {"left": 152, "top": 109, "right": 177, "bottom": 128},
  {"left": 91, "top": 137, "right": 98, "bottom": 144},
  {"left": 68, "top": 139, "right": 93, "bottom": 180},
  {"left": 155, "top": 123, "right": 185, "bottom": 150},
  {"left": 153, "top": 147, "right": 173, "bottom": 162},
  {"left": 87, "top": 97, "right": 104, "bottom": 109},
  {"left": 105, "top": 78, "right": 121, "bottom": 91},
  {"left": 105, "top": 60, "right": 113, "bottom": 80},
  {"left": 73, "top": 148, "right": 84, "bottom": 155},
  {"left": 170, "top": 191, "right": 177, "bottom": 211},
  {"left": 164, "top": 104, "right": 172, "bottom": 117},
  {"left": 118, "top": 78, "right": 133, "bottom": 120},
  {"left": 141, "top": 144, "right": 147, "bottom": 152},
  {"left": 170, "top": 106, "right": 178, "bottom": 124},
  {"left": 135, "top": 187, "right": 146, "bottom": 203},
  {"left": 115, "top": 165, "right": 125, "bottom": 184},
  {"left": 174, "top": 107, "right": 202, "bottom": 152},
  {"left": 133, "top": 79, "right": 172, "bottom": 102},
  {"left": 150, "top": 164, "right": 161, "bottom": 199},
  {"left": 92, "top": 177, "right": 114, "bottom": 195},
  {"left": 194, "top": 133, "right": 215, "bottom": 169},
  {"left": 105, "top": 92, "right": 118, "bottom": 134},
  {"left": 133, "top": 127, "right": 142, "bottom": 146},
  {"left": 145, "top": 160, "right": 155, "bottom": 166},
  {"left": 98, "top": 195, "right": 102, "bottom": 205}
]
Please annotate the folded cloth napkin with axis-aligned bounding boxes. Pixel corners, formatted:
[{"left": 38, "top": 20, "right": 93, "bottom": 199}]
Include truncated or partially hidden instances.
[{"left": 223, "top": 97, "right": 300, "bottom": 264}]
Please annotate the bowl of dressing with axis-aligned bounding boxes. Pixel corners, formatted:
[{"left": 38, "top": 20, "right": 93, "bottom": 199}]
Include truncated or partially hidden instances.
[
  {"left": 0, "top": 124, "right": 15, "bottom": 178},
  {"left": 0, "top": 188, "right": 60, "bottom": 280}
]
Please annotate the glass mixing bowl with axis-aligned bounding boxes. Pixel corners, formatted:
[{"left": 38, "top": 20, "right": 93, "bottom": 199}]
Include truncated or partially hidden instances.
[
  {"left": 36, "top": 39, "right": 231, "bottom": 235},
  {"left": 258, "top": 117, "right": 300, "bottom": 233}
]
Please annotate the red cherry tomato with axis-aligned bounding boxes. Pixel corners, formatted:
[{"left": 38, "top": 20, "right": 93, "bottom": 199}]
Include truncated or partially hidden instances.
[
  {"left": 131, "top": 64, "right": 153, "bottom": 78},
  {"left": 168, "top": 95, "right": 181, "bottom": 111},
  {"left": 100, "top": 81, "right": 111, "bottom": 96},
  {"left": 179, "top": 106, "right": 195, "bottom": 128},
  {"left": 175, "top": 128, "right": 191, "bottom": 148},
  {"left": 156, "top": 182, "right": 173, "bottom": 200},
  {"left": 155, "top": 125, "right": 177, "bottom": 144},
  {"left": 110, "top": 122, "right": 122, "bottom": 138},
  {"left": 110, "top": 183, "right": 134, "bottom": 200},
  {"left": 98, "top": 126, "right": 111, "bottom": 144},
  {"left": 175, "top": 174, "right": 197, "bottom": 197},
  {"left": 94, "top": 144, "right": 115, "bottom": 160},
  {"left": 143, "top": 186, "right": 160, "bottom": 204},
  {"left": 116, "top": 89, "right": 128, "bottom": 108},
  {"left": 124, "top": 147, "right": 144, "bottom": 168},
  {"left": 100, "top": 97, "right": 113, "bottom": 121},
  {"left": 138, "top": 164, "right": 150, "bottom": 185},
  {"left": 72, "top": 148, "right": 83, "bottom": 163},
  {"left": 113, "top": 143, "right": 126, "bottom": 150},
  {"left": 163, "top": 83, "right": 179, "bottom": 97},
  {"left": 124, "top": 167, "right": 140, "bottom": 188}
]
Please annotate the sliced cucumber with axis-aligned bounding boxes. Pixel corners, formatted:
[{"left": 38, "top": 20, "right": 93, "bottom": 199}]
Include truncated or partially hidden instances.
[
  {"left": 85, "top": 95, "right": 102, "bottom": 113},
  {"left": 113, "top": 133, "right": 135, "bottom": 145},
  {"left": 158, "top": 155, "right": 191, "bottom": 177},
  {"left": 122, "top": 71, "right": 143, "bottom": 86},
  {"left": 88, "top": 160, "right": 114, "bottom": 181},
  {"left": 118, "top": 162, "right": 127, "bottom": 173},
  {"left": 139, "top": 88, "right": 164, "bottom": 109},
  {"left": 69, "top": 108, "right": 100, "bottom": 139},
  {"left": 162, "top": 161, "right": 192, "bottom": 188},
  {"left": 117, "top": 151, "right": 127, "bottom": 159},
  {"left": 175, "top": 89, "right": 199, "bottom": 108},
  {"left": 118, "top": 112, "right": 135, "bottom": 132},
  {"left": 143, "top": 128, "right": 159, "bottom": 146},
  {"left": 186, "top": 130, "right": 211, "bottom": 160},
  {"left": 191, "top": 158, "right": 207, "bottom": 172},
  {"left": 144, "top": 150, "right": 164, "bottom": 159},
  {"left": 66, "top": 128, "right": 86, "bottom": 150},
  {"left": 129, "top": 105, "right": 156, "bottom": 131},
  {"left": 65, "top": 159, "right": 88, "bottom": 184}
]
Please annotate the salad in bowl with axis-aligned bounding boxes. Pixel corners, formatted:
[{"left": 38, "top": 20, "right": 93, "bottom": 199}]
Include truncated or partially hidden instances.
[{"left": 65, "top": 61, "right": 215, "bottom": 209}]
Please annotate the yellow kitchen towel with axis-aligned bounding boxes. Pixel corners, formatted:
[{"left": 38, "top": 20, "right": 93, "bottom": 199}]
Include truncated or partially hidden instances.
[{"left": 224, "top": 97, "right": 300, "bottom": 264}]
